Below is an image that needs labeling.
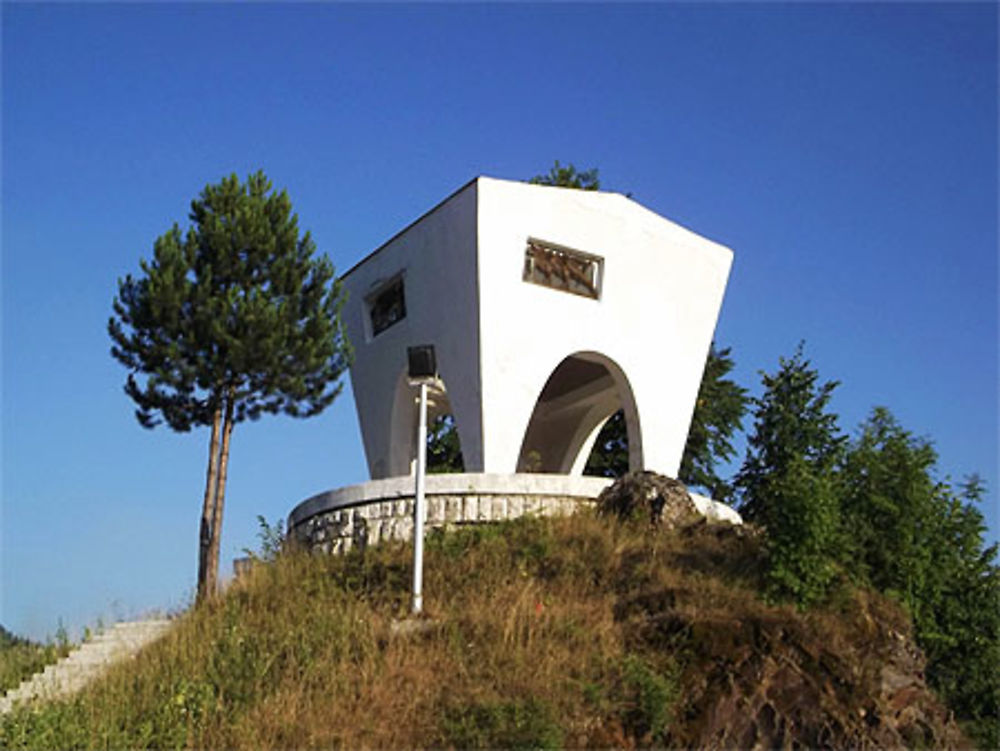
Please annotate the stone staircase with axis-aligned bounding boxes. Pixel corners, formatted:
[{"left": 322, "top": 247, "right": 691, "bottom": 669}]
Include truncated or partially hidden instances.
[{"left": 0, "top": 619, "right": 173, "bottom": 714}]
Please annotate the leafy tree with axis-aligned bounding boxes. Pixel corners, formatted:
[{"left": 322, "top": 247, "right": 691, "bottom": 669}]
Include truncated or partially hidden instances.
[
  {"left": 840, "top": 411, "right": 999, "bottom": 746},
  {"left": 751, "top": 454, "right": 841, "bottom": 606},
  {"left": 735, "top": 345, "right": 845, "bottom": 605},
  {"left": 109, "top": 171, "right": 351, "bottom": 601}
]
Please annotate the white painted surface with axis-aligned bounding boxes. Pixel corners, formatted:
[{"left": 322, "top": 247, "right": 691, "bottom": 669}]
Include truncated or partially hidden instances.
[
  {"left": 342, "top": 180, "right": 482, "bottom": 479},
  {"left": 288, "top": 472, "right": 615, "bottom": 529},
  {"left": 412, "top": 380, "right": 428, "bottom": 614},
  {"left": 342, "top": 176, "right": 732, "bottom": 481},
  {"left": 288, "top": 473, "right": 742, "bottom": 530},
  {"left": 690, "top": 493, "right": 744, "bottom": 525}
]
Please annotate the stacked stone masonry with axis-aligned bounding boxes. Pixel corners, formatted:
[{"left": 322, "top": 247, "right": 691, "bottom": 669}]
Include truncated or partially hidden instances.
[{"left": 291, "top": 493, "right": 584, "bottom": 555}]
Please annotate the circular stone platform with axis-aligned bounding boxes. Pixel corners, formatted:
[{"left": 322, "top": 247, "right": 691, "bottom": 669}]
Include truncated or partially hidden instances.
[
  {"left": 288, "top": 473, "right": 739, "bottom": 554},
  {"left": 288, "top": 473, "right": 611, "bottom": 554}
]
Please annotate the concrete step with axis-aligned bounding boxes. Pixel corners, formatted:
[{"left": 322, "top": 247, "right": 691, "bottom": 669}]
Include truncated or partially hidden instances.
[{"left": 0, "top": 619, "right": 173, "bottom": 715}]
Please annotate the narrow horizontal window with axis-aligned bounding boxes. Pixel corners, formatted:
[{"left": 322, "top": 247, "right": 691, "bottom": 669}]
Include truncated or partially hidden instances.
[
  {"left": 368, "top": 276, "right": 406, "bottom": 336},
  {"left": 523, "top": 239, "right": 602, "bottom": 300}
]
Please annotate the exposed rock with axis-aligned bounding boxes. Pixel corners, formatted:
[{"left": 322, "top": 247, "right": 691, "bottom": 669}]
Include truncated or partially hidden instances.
[
  {"left": 601, "top": 518, "right": 968, "bottom": 749},
  {"left": 596, "top": 471, "right": 701, "bottom": 529},
  {"left": 620, "top": 579, "right": 970, "bottom": 750}
]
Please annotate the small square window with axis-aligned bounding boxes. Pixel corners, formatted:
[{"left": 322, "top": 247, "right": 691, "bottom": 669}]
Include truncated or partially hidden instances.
[{"left": 523, "top": 239, "right": 602, "bottom": 300}]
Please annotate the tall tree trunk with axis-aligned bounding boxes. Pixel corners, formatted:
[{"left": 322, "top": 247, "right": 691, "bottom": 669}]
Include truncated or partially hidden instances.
[
  {"left": 197, "top": 402, "right": 223, "bottom": 604},
  {"left": 206, "top": 389, "right": 236, "bottom": 600}
]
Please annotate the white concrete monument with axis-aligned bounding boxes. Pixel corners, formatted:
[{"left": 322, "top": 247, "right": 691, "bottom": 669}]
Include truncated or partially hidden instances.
[{"left": 341, "top": 176, "right": 733, "bottom": 482}]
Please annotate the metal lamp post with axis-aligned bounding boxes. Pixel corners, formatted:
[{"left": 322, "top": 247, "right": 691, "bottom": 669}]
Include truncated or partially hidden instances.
[{"left": 407, "top": 345, "right": 437, "bottom": 615}]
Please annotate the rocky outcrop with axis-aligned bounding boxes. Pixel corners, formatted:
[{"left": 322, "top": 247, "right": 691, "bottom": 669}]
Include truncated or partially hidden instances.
[
  {"left": 592, "top": 478, "right": 968, "bottom": 751},
  {"left": 670, "top": 612, "right": 965, "bottom": 749},
  {"left": 612, "top": 522, "right": 969, "bottom": 750},
  {"left": 596, "top": 471, "right": 703, "bottom": 528}
]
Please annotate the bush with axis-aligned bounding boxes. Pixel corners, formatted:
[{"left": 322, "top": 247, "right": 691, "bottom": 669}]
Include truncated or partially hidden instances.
[
  {"left": 438, "top": 698, "right": 563, "bottom": 750},
  {"left": 616, "top": 654, "right": 679, "bottom": 745}
]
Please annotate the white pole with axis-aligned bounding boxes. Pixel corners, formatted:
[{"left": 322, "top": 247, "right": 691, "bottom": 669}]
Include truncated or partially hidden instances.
[{"left": 412, "top": 380, "right": 428, "bottom": 615}]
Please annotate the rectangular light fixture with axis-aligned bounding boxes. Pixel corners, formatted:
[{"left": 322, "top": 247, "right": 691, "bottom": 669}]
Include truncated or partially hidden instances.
[{"left": 407, "top": 345, "right": 437, "bottom": 381}]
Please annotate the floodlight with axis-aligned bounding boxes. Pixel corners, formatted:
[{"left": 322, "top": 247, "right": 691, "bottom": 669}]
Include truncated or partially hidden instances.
[{"left": 407, "top": 345, "right": 437, "bottom": 381}]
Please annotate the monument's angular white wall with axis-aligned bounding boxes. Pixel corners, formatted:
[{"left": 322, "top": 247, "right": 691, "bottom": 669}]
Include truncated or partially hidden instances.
[
  {"left": 341, "top": 180, "right": 483, "bottom": 479},
  {"left": 475, "top": 177, "right": 732, "bottom": 476},
  {"left": 342, "top": 176, "right": 732, "bottom": 481}
]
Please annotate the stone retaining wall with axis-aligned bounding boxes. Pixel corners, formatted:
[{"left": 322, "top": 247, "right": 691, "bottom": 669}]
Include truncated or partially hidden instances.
[
  {"left": 291, "top": 492, "right": 585, "bottom": 555},
  {"left": 287, "top": 473, "right": 740, "bottom": 555}
]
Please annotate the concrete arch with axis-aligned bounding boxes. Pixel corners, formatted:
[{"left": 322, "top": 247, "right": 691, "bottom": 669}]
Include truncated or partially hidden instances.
[
  {"left": 516, "top": 351, "right": 642, "bottom": 475},
  {"left": 387, "top": 368, "right": 466, "bottom": 477}
]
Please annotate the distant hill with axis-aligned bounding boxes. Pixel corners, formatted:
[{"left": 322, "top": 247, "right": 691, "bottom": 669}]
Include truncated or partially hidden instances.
[{"left": 0, "top": 505, "right": 969, "bottom": 749}]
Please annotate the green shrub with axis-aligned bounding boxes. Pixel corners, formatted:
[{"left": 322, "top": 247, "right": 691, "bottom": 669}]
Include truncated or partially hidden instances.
[
  {"left": 438, "top": 697, "right": 563, "bottom": 750},
  {"left": 616, "top": 654, "right": 679, "bottom": 744}
]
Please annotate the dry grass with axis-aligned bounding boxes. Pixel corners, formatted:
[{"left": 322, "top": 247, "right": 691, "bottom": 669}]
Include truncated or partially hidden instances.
[{"left": 8, "top": 510, "right": 884, "bottom": 750}]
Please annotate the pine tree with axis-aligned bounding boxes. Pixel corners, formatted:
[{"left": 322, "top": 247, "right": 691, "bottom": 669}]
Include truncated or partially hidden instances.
[
  {"left": 109, "top": 171, "right": 351, "bottom": 601},
  {"left": 736, "top": 345, "right": 845, "bottom": 605},
  {"left": 736, "top": 345, "right": 843, "bottom": 519},
  {"left": 677, "top": 344, "right": 748, "bottom": 501},
  {"left": 528, "top": 160, "right": 600, "bottom": 191},
  {"left": 839, "top": 408, "right": 941, "bottom": 607}
]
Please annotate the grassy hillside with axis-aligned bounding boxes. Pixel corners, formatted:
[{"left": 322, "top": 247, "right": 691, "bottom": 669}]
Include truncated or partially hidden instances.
[
  {"left": 0, "top": 511, "right": 969, "bottom": 749},
  {"left": 0, "top": 627, "right": 71, "bottom": 696}
]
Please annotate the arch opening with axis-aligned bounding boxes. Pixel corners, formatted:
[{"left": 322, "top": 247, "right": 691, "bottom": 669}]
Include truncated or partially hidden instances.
[
  {"left": 387, "top": 369, "right": 465, "bottom": 477},
  {"left": 516, "top": 352, "right": 641, "bottom": 475}
]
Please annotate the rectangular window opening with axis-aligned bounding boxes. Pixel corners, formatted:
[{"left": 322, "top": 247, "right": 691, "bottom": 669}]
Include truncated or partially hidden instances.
[
  {"left": 368, "top": 275, "right": 406, "bottom": 337},
  {"left": 523, "top": 238, "right": 602, "bottom": 300}
]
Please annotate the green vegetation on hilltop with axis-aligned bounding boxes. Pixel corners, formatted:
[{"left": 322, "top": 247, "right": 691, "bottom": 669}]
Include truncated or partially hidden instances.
[
  {"left": 737, "top": 348, "right": 999, "bottom": 747},
  {"left": 0, "top": 511, "right": 974, "bottom": 749}
]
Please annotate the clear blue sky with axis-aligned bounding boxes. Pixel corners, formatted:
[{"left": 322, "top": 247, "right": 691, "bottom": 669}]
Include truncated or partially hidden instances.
[{"left": 3, "top": 3, "right": 996, "bottom": 641}]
